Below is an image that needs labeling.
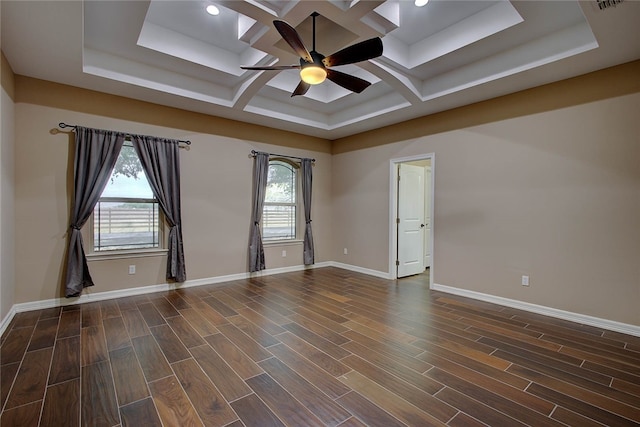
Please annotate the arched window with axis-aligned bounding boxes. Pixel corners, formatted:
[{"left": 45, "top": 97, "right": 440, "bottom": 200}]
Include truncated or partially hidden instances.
[{"left": 263, "top": 159, "right": 298, "bottom": 240}]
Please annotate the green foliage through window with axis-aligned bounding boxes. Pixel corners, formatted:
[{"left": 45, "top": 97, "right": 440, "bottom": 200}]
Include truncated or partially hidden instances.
[{"left": 111, "top": 143, "right": 144, "bottom": 181}]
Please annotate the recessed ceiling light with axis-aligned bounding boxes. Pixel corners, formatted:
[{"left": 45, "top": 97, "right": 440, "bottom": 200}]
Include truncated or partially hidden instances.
[
  {"left": 206, "top": 4, "right": 220, "bottom": 16},
  {"left": 415, "top": 0, "right": 429, "bottom": 6}
]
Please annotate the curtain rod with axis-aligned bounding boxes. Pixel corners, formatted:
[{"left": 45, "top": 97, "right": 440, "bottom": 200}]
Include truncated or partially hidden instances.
[
  {"left": 250, "top": 150, "right": 315, "bottom": 163},
  {"left": 58, "top": 122, "right": 191, "bottom": 145}
]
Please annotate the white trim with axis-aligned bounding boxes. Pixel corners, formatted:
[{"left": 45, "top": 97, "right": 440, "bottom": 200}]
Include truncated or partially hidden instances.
[
  {"left": 87, "top": 248, "right": 169, "bottom": 261},
  {"left": 3, "top": 264, "right": 639, "bottom": 338},
  {"left": 0, "top": 305, "right": 17, "bottom": 336},
  {"left": 0, "top": 261, "right": 331, "bottom": 336},
  {"left": 263, "top": 239, "right": 304, "bottom": 247},
  {"left": 389, "top": 153, "right": 435, "bottom": 289},
  {"left": 432, "top": 283, "right": 640, "bottom": 338},
  {"left": 329, "top": 262, "right": 392, "bottom": 280}
]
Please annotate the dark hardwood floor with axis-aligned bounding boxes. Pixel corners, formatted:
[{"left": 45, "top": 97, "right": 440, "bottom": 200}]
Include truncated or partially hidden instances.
[{"left": 1, "top": 267, "right": 640, "bottom": 426}]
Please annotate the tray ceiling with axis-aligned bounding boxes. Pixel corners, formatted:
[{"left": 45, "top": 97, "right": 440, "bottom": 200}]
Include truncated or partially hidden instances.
[{"left": 2, "top": 0, "right": 639, "bottom": 139}]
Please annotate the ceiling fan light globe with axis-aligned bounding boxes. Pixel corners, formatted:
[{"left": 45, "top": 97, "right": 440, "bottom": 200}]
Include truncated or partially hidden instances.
[
  {"left": 300, "top": 66, "right": 327, "bottom": 85},
  {"left": 206, "top": 4, "right": 220, "bottom": 15}
]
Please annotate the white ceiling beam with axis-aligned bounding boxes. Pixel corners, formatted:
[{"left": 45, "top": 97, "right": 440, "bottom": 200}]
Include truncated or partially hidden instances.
[{"left": 360, "top": 60, "right": 422, "bottom": 105}]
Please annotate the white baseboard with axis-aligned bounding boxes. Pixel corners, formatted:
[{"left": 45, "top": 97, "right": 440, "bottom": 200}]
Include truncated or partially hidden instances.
[
  {"left": 0, "top": 305, "right": 17, "bottom": 337},
  {"left": 329, "top": 262, "right": 391, "bottom": 279},
  {"left": 432, "top": 283, "right": 640, "bottom": 338},
  {"left": 4, "top": 265, "right": 638, "bottom": 339},
  {"left": 0, "top": 262, "right": 332, "bottom": 337}
]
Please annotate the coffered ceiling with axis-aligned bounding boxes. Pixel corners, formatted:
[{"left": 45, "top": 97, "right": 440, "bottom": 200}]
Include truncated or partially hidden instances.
[{"left": 2, "top": 1, "right": 639, "bottom": 139}]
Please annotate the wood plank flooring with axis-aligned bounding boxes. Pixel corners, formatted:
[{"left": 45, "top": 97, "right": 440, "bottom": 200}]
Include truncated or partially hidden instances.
[{"left": 1, "top": 267, "right": 640, "bottom": 426}]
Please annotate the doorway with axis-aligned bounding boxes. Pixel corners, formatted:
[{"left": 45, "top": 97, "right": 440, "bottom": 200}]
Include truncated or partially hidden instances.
[{"left": 389, "top": 154, "right": 434, "bottom": 287}]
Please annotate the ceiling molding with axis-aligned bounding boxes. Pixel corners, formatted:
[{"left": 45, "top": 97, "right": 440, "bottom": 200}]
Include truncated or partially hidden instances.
[
  {"left": 331, "top": 59, "right": 640, "bottom": 153},
  {"left": 2, "top": 0, "right": 639, "bottom": 139}
]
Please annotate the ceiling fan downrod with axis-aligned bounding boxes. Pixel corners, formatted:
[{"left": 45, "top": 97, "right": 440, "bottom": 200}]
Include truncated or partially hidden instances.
[{"left": 311, "top": 12, "right": 319, "bottom": 53}]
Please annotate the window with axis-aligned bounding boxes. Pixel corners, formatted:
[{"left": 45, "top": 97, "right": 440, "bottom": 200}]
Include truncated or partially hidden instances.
[
  {"left": 92, "top": 142, "right": 162, "bottom": 252},
  {"left": 263, "top": 159, "right": 298, "bottom": 241}
]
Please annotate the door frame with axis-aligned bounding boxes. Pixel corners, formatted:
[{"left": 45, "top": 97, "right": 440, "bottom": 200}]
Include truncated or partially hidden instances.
[
  {"left": 397, "top": 163, "right": 426, "bottom": 278},
  {"left": 389, "top": 153, "right": 435, "bottom": 288}
]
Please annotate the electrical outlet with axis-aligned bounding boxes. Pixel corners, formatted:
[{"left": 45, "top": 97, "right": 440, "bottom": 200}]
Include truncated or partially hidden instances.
[
  {"left": 521, "top": 275, "right": 529, "bottom": 286},
  {"left": 128, "top": 265, "right": 136, "bottom": 275},
  {"left": 282, "top": 250, "right": 287, "bottom": 257},
  {"left": 343, "top": 248, "right": 348, "bottom": 255}
]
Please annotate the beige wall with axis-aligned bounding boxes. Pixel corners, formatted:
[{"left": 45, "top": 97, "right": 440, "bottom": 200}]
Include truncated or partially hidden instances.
[
  {"left": 1, "top": 51, "right": 16, "bottom": 321},
  {"left": 333, "top": 61, "right": 640, "bottom": 154},
  {"left": 6, "top": 58, "right": 640, "bottom": 328},
  {"left": 332, "top": 90, "right": 640, "bottom": 326},
  {"left": 13, "top": 79, "right": 332, "bottom": 303}
]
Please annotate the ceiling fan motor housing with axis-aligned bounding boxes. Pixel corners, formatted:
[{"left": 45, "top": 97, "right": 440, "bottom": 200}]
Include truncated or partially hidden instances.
[
  {"left": 300, "top": 51, "right": 328, "bottom": 85},
  {"left": 301, "top": 51, "right": 326, "bottom": 68}
]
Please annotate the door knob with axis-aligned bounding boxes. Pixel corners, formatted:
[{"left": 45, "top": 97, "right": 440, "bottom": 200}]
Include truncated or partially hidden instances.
[{"left": 420, "top": 224, "right": 425, "bottom": 228}]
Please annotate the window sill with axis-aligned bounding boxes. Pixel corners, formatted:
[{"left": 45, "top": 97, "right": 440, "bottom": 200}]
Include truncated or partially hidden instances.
[
  {"left": 263, "top": 239, "right": 303, "bottom": 247},
  {"left": 86, "top": 248, "right": 168, "bottom": 261}
]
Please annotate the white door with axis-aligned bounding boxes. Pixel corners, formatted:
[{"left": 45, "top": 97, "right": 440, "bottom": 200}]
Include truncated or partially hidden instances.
[
  {"left": 397, "top": 164, "right": 425, "bottom": 277},
  {"left": 424, "top": 165, "right": 432, "bottom": 268}
]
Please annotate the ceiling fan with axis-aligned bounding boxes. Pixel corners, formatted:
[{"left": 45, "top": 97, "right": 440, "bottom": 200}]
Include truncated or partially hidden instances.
[{"left": 241, "top": 12, "right": 383, "bottom": 97}]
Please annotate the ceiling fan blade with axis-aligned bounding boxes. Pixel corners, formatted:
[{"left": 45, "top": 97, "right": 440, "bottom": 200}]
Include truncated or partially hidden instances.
[
  {"left": 326, "top": 69, "right": 371, "bottom": 93},
  {"left": 241, "top": 65, "right": 301, "bottom": 71},
  {"left": 323, "top": 37, "right": 383, "bottom": 67},
  {"left": 273, "top": 20, "right": 312, "bottom": 63},
  {"left": 291, "top": 80, "right": 311, "bottom": 97}
]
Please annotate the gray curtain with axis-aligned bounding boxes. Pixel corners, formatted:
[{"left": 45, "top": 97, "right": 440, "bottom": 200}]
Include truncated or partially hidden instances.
[
  {"left": 301, "top": 158, "right": 315, "bottom": 265},
  {"left": 65, "top": 127, "right": 125, "bottom": 297},
  {"left": 131, "top": 136, "right": 186, "bottom": 282},
  {"left": 249, "top": 152, "right": 269, "bottom": 272}
]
